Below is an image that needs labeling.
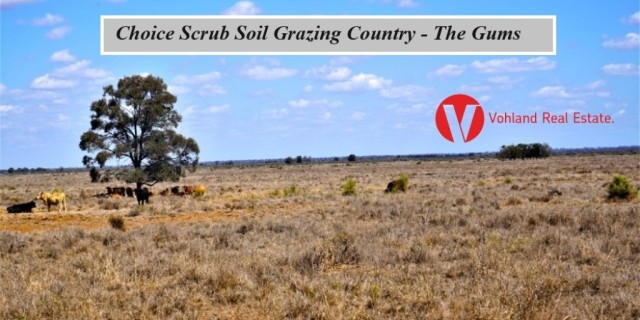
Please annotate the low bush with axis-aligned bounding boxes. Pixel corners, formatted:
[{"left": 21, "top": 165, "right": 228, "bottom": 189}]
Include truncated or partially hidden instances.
[
  {"left": 108, "top": 215, "right": 125, "bottom": 231},
  {"left": 342, "top": 178, "right": 357, "bottom": 196},
  {"left": 607, "top": 174, "right": 637, "bottom": 200}
]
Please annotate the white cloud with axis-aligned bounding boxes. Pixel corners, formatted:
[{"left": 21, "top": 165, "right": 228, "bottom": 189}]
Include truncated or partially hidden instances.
[
  {"left": 584, "top": 80, "right": 605, "bottom": 90},
  {"left": 477, "top": 95, "right": 492, "bottom": 102},
  {"left": 288, "top": 98, "right": 341, "bottom": 108},
  {"left": 197, "top": 84, "right": 226, "bottom": 96},
  {"left": 204, "top": 104, "right": 230, "bottom": 113},
  {"left": 0, "top": 83, "right": 6, "bottom": 95},
  {"left": 531, "top": 86, "right": 571, "bottom": 98},
  {"left": 49, "top": 49, "right": 76, "bottom": 63},
  {"left": 46, "top": 26, "right": 72, "bottom": 40},
  {"left": 241, "top": 65, "right": 297, "bottom": 80},
  {"left": 33, "top": 13, "right": 63, "bottom": 26},
  {"left": 168, "top": 85, "right": 190, "bottom": 95},
  {"left": 429, "top": 64, "right": 465, "bottom": 77},
  {"left": 173, "top": 71, "right": 222, "bottom": 84},
  {"left": 397, "top": 0, "right": 419, "bottom": 8},
  {"left": 603, "top": 33, "right": 640, "bottom": 50},
  {"left": 0, "top": 104, "right": 18, "bottom": 113},
  {"left": 31, "top": 56, "right": 112, "bottom": 89},
  {"left": 305, "top": 66, "right": 351, "bottom": 81},
  {"left": 0, "top": 0, "right": 38, "bottom": 9},
  {"left": 602, "top": 63, "right": 640, "bottom": 76},
  {"left": 379, "top": 84, "right": 433, "bottom": 101},
  {"left": 351, "top": 111, "right": 366, "bottom": 120},
  {"left": 31, "top": 74, "right": 76, "bottom": 89},
  {"left": 183, "top": 104, "right": 230, "bottom": 116},
  {"left": 471, "top": 57, "right": 556, "bottom": 73},
  {"left": 51, "top": 60, "right": 109, "bottom": 79},
  {"left": 223, "top": 1, "right": 261, "bottom": 15},
  {"left": 323, "top": 73, "right": 392, "bottom": 92},
  {"left": 303, "top": 85, "right": 314, "bottom": 93},
  {"left": 628, "top": 11, "right": 640, "bottom": 24}
]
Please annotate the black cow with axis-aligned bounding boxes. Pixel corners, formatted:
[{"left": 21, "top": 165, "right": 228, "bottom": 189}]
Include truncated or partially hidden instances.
[
  {"left": 385, "top": 180, "right": 402, "bottom": 193},
  {"left": 7, "top": 201, "right": 37, "bottom": 214},
  {"left": 125, "top": 187, "right": 134, "bottom": 198},
  {"left": 134, "top": 187, "right": 151, "bottom": 205}
]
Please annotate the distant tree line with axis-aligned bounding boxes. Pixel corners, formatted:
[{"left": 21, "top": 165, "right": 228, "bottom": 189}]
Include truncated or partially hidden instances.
[
  {"left": 497, "top": 143, "right": 552, "bottom": 160},
  {"left": 7, "top": 167, "right": 50, "bottom": 174},
  {"left": 284, "top": 155, "right": 313, "bottom": 165}
]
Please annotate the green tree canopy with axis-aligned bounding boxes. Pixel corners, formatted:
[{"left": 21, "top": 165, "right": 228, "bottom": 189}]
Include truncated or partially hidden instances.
[
  {"left": 79, "top": 75, "right": 200, "bottom": 187},
  {"left": 497, "top": 143, "right": 551, "bottom": 160}
]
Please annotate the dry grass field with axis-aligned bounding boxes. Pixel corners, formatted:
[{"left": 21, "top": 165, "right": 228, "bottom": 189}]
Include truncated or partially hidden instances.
[{"left": 0, "top": 154, "right": 638, "bottom": 319}]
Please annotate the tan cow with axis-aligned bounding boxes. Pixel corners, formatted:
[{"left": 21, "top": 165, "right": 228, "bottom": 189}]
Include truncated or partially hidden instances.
[
  {"left": 193, "top": 185, "right": 206, "bottom": 197},
  {"left": 36, "top": 190, "right": 67, "bottom": 212}
]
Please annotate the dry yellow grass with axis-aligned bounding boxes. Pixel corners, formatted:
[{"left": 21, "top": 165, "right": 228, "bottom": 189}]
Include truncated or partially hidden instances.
[{"left": 0, "top": 154, "right": 639, "bottom": 319}]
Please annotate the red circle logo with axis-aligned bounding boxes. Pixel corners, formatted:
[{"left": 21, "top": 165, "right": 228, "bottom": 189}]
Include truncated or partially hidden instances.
[{"left": 435, "top": 94, "right": 485, "bottom": 143}]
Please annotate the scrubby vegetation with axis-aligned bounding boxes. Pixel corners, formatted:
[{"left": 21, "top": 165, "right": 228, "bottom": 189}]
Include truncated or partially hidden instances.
[
  {"left": 341, "top": 178, "right": 357, "bottom": 196},
  {"left": 0, "top": 154, "right": 638, "bottom": 319},
  {"left": 107, "top": 214, "right": 125, "bottom": 231},
  {"left": 607, "top": 174, "right": 638, "bottom": 200}
]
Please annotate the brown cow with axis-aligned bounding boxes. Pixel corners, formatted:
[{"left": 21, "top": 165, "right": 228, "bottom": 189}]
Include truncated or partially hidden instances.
[
  {"left": 106, "top": 187, "right": 125, "bottom": 197},
  {"left": 183, "top": 185, "right": 195, "bottom": 195}
]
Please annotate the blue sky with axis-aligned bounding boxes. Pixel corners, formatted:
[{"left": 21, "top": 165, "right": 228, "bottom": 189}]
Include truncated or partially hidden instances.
[{"left": 0, "top": 0, "right": 638, "bottom": 169}]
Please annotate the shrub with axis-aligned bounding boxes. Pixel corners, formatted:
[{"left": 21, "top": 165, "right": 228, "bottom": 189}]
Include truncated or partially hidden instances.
[
  {"left": 342, "top": 178, "right": 357, "bottom": 196},
  {"left": 98, "top": 199, "right": 121, "bottom": 210},
  {"left": 607, "top": 174, "right": 637, "bottom": 200},
  {"left": 126, "top": 206, "right": 142, "bottom": 217},
  {"left": 108, "top": 215, "right": 125, "bottom": 231},
  {"left": 267, "top": 189, "right": 280, "bottom": 198},
  {"left": 404, "top": 240, "right": 427, "bottom": 264},
  {"left": 397, "top": 173, "right": 409, "bottom": 191},
  {"left": 283, "top": 185, "right": 299, "bottom": 197},
  {"left": 504, "top": 177, "right": 513, "bottom": 184},
  {"left": 386, "top": 173, "right": 410, "bottom": 193}
]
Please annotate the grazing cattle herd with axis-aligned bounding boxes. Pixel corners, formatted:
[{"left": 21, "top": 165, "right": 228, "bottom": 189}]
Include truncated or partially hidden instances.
[
  {"left": 4, "top": 184, "right": 208, "bottom": 214},
  {"left": 5, "top": 180, "right": 409, "bottom": 214}
]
